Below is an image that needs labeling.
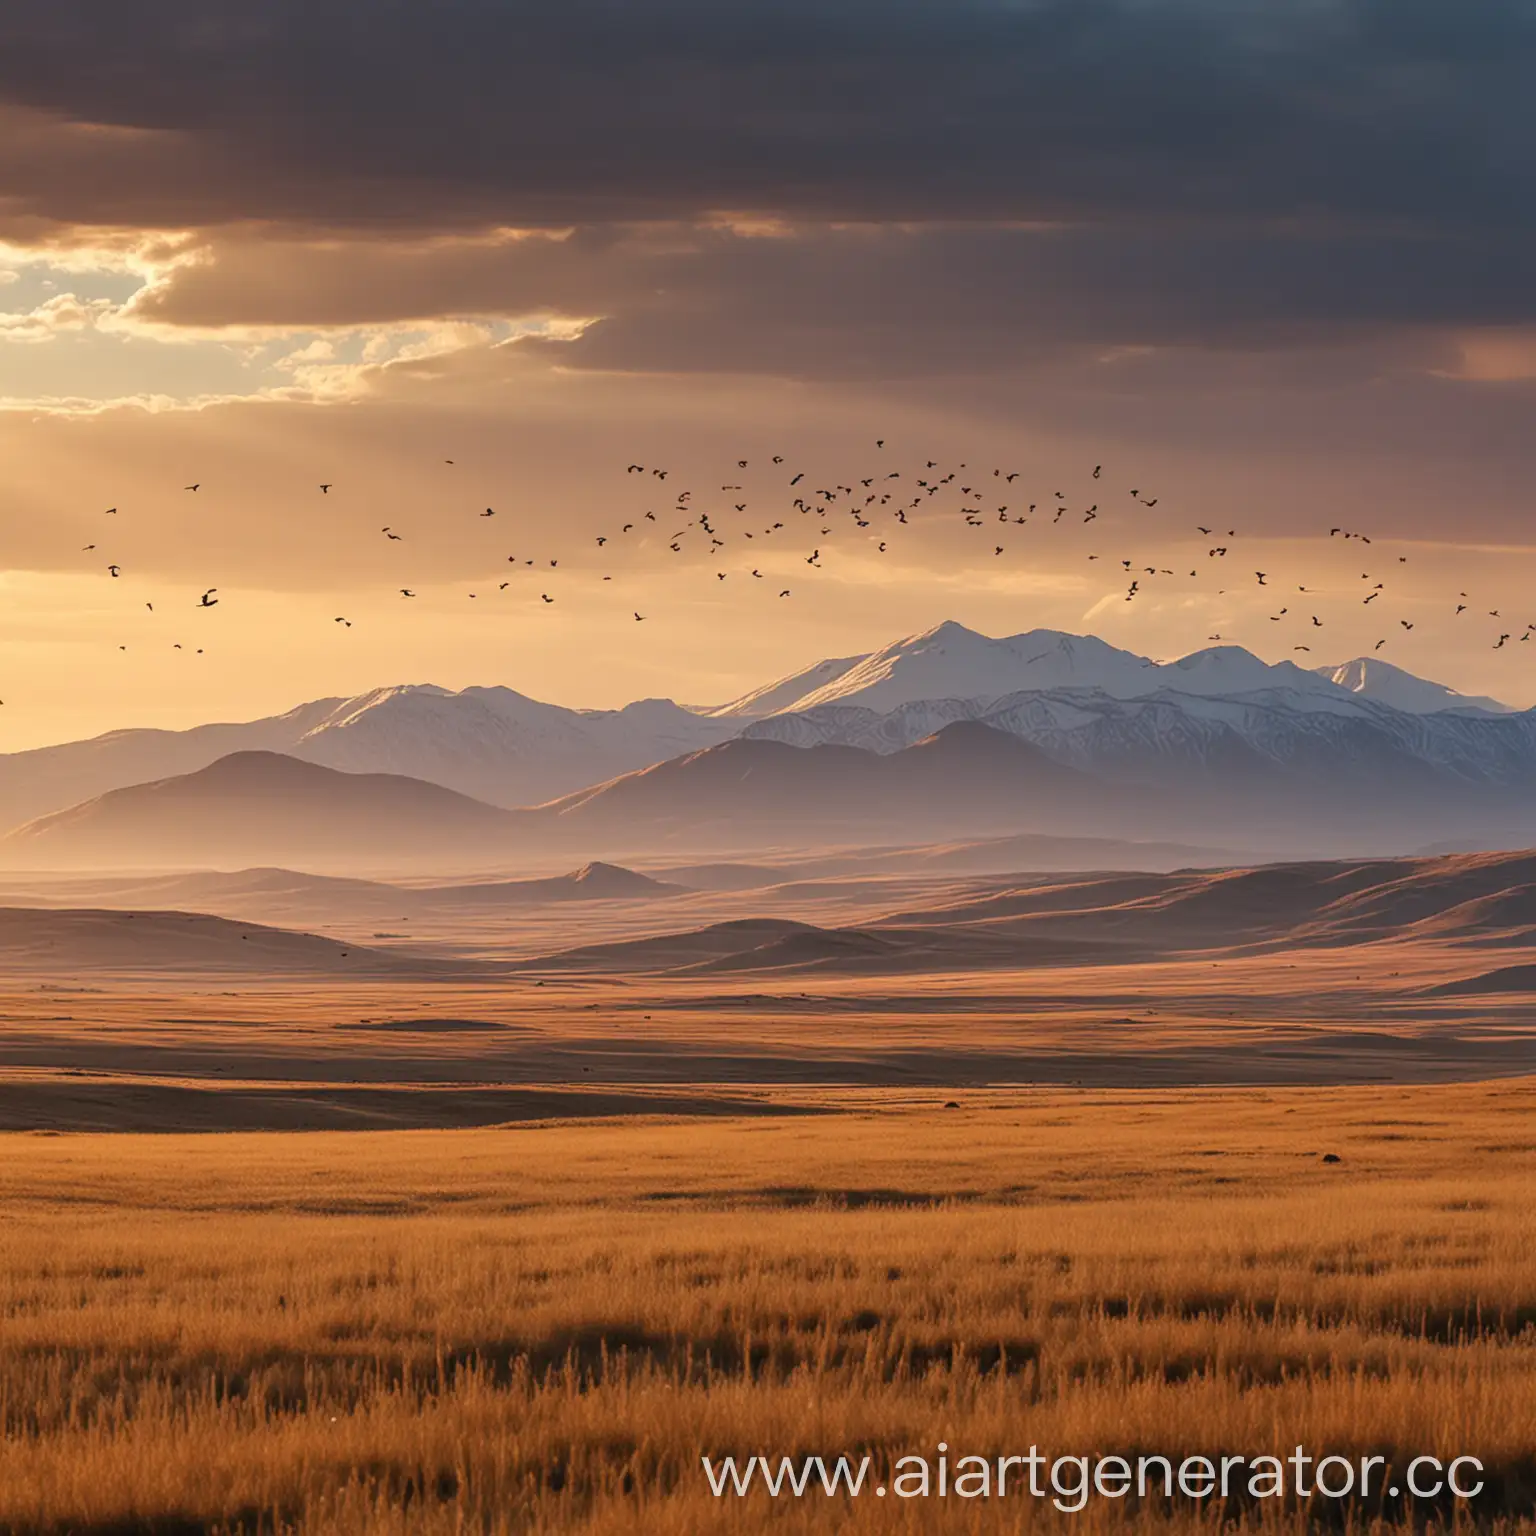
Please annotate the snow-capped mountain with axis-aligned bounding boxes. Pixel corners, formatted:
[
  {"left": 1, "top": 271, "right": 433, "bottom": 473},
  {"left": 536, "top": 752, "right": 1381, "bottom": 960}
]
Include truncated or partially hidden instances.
[
  {"left": 739, "top": 621, "right": 1168, "bottom": 714},
  {"left": 713, "top": 621, "right": 1506, "bottom": 718},
  {"left": 0, "top": 620, "right": 1520, "bottom": 837},
  {"left": 706, "top": 654, "right": 868, "bottom": 718},
  {"left": 742, "top": 684, "right": 1536, "bottom": 790},
  {"left": 1313, "top": 658, "right": 1513, "bottom": 715},
  {"left": 0, "top": 685, "right": 735, "bottom": 832},
  {"left": 290, "top": 685, "right": 733, "bottom": 804}
]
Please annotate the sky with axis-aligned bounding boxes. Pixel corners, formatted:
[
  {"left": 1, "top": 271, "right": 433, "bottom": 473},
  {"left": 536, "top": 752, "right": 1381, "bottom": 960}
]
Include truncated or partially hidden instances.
[{"left": 2, "top": 0, "right": 1535, "bottom": 749}]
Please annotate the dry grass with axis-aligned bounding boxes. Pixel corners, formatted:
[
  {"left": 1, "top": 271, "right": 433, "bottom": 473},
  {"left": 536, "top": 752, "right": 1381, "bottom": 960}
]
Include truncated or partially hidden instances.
[{"left": 1, "top": 1079, "right": 1534, "bottom": 1533}]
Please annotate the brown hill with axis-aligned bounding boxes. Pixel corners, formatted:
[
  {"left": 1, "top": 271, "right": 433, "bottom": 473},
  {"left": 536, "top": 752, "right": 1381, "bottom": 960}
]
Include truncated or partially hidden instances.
[
  {"left": 515, "top": 849, "right": 1536, "bottom": 977},
  {"left": 0, "top": 906, "right": 425, "bottom": 976}
]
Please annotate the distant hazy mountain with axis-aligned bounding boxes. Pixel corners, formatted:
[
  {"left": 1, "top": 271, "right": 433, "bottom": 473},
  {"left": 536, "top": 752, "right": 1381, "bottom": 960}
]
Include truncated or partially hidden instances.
[
  {"left": 291, "top": 685, "right": 734, "bottom": 803},
  {"left": 0, "top": 751, "right": 522, "bottom": 870},
  {"left": 13, "top": 698, "right": 1536, "bottom": 872},
  {"left": 0, "top": 685, "right": 733, "bottom": 832},
  {"left": 741, "top": 680, "right": 1536, "bottom": 832},
  {"left": 0, "top": 698, "right": 346, "bottom": 837},
  {"left": 0, "top": 621, "right": 1518, "bottom": 839},
  {"left": 543, "top": 721, "right": 1090, "bottom": 838},
  {"left": 0, "top": 730, "right": 1098, "bottom": 869},
  {"left": 741, "top": 681, "right": 1536, "bottom": 790},
  {"left": 1312, "top": 657, "right": 1513, "bottom": 715}
]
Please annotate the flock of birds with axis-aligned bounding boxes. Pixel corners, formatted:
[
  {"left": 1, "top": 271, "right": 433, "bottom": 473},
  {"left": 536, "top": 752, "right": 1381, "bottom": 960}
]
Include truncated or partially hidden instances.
[{"left": 58, "top": 442, "right": 1536, "bottom": 684}]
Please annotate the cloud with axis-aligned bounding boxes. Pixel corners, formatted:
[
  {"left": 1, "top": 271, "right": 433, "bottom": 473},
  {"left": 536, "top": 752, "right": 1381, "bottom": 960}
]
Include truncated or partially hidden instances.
[
  {"left": 28, "top": 219, "right": 1527, "bottom": 385},
  {"left": 0, "top": 3, "right": 1529, "bottom": 382},
  {"left": 5, "top": 3, "right": 1536, "bottom": 747},
  {"left": 0, "top": 290, "right": 114, "bottom": 341},
  {"left": 0, "top": 1, "right": 1530, "bottom": 234}
]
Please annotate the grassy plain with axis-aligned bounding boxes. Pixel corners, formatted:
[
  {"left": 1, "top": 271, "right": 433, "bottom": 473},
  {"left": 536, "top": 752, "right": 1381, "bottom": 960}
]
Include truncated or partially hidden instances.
[{"left": 2, "top": 1079, "right": 1533, "bottom": 1533}]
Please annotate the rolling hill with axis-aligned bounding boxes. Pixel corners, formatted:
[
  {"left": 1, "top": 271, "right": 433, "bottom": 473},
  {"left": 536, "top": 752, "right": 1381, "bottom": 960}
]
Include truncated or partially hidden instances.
[
  {"left": 0, "top": 906, "right": 424, "bottom": 976},
  {"left": 513, "top": 849, "right": 1536, "bottom": 978}
]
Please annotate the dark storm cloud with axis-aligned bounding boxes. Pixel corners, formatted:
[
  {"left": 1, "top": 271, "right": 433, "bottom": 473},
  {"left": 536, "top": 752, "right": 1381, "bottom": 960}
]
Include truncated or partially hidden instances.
[
  {"left": 3, "top": 0, "right": 1534, "bottom": 362},
  {"left": 0, "top": 0, "right": 1532, "bottom": 231},
  {"left": 126, "top": 222, "right": 1536, "bottom": 377}
]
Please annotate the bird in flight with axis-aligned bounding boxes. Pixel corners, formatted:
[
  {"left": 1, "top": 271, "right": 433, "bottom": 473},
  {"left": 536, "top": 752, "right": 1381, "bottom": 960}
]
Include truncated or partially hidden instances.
[
  {"left": 199, "top": 589, "right": 218, "bottom": 607},
  {"left": 107, "top": 564, "right": 121, "bottom": 577},
  {"left": 319, "top": 484, "right": 332, "bottom": 494},
  {"left": 399, "top": 589, "right": 415, "bottom": 598},
  {"left": 184, "top": 483, "right": 200, "bottom": 492}
]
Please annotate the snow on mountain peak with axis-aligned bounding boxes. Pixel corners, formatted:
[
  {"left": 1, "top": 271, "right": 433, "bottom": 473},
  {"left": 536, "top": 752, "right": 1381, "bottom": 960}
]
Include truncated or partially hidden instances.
[
  {"left": 1160, "top": 645, "right": 1343, "bottom": 698},
  {"left": 1313, "top": 658, "right": 1514, "bottom": 715},
  {"left": 709, "top": 654, "right": 870, "bottom": 718},
  {"left": 774, "top": 623, "right": 1164, "bottom": 715},
  {"left": 716, "top": 623, "right": 1514, "bottom": 720}
]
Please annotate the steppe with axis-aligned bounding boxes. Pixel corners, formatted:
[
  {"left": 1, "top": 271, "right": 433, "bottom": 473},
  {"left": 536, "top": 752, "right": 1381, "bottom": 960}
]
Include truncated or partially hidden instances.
[{"left": 3, "top": 846, "right": 1534, "bottom": 1531}]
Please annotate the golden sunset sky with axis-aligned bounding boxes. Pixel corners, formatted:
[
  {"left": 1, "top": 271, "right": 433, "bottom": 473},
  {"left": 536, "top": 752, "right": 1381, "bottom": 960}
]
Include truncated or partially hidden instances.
[{"left": 2, "top": 2, "right": 1535, "bottom": 749}]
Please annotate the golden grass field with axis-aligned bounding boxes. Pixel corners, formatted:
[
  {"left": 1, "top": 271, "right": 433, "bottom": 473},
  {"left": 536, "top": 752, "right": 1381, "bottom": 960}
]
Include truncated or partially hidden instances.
[{"left": 3, "top": 1078, "right": 1534, "bottom": 1534}]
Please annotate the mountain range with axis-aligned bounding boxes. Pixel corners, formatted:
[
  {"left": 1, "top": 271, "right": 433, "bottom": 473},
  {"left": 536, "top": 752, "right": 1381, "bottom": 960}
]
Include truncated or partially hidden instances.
[
  {"left": 0, "top": 686, "right": 735, "bottom": 831},
  {"left": 0, "top": 622, "right": 1530, "bottom": 865},
  {"left": 715, "top": 624, "right": 1514, "bottom": 717}
]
